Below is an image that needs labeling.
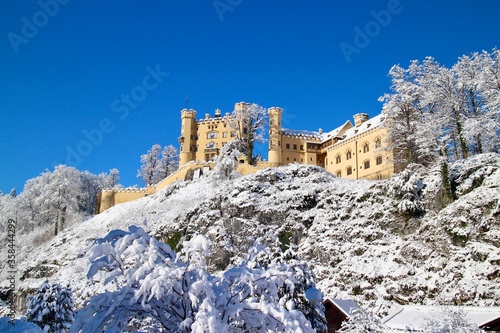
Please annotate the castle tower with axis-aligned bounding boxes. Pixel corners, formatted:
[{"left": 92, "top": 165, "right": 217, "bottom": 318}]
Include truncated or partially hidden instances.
[
  {"left": 268, "top": 107, "right": 283, "bottom": 164},
  {"left": 178, "top": 108, "right": 197, "bottom": 167},
  {"left": 354, "top": 113, "right": 369, "bottom": 127}
]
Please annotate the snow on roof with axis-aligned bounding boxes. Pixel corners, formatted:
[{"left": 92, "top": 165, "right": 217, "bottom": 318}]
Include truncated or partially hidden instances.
[
  {"left": 324, "top": 297, "right": 360, "bottom": 317},
  {"left": 382, "top": 305, "right": 500, "bottom": 331},
  {"left": 341, "top": 113, "right": 385, "bottom": 142},
  {"left": 281, "top": 128, "right": 321, "bottom": 139},
  {"left": 282, "top": 120, "right": 353, "bottom": 143}
]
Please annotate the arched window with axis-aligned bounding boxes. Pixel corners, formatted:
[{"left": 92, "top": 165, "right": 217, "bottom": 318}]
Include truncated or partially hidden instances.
[
  {"left": 375, "top": 137, "right": 382, "bottom": 148},
  {"left": 364, "top": 160, "right": 370, "bottom": 169},
  {"left": 363, "top": 142, "right": 369, "bottom": 153},
  {"left": 336, "top": 154, "right": 341, "bottom": 164},
  {"left": 336, "top": 170, "right": 341, "bottom": 177},
  {"left": 346, "top": 150, "right": 352, "bottom": 160},
  {"left": 346, "top": 166, "right": 352, "bottom": 175},
  {"left": 376, "top": 155, "right": 383, "bottom": 165}
]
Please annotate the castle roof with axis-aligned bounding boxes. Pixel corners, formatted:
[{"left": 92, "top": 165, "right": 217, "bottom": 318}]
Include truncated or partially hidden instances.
[
  {"left": 282, "top": 120, "right": 353, "bottom": 142},
  {"left": 340, "top": 113, "right": 385, "bottom": 142}
]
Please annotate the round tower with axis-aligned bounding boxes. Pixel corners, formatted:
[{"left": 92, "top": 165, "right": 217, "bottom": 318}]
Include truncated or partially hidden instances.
[
  {"left": 268, "top": 107, "right": 283, "bottom": 164},
  {"left": 179, "top": 108, "right": 197, "bottom": 167},
  {"left": 353, "top": 113, "right": 369, "bottom": 127}
]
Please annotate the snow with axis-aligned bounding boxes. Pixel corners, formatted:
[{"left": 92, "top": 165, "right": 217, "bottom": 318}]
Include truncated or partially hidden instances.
[
  {"left": 0, "top": 317, "right": 43, "bottom": 333},
  {"left": 326, "top": 298, "right": 360, "bottom": 317},
  {"left": 1, "top": 153, "right": 499, "bottom": 330},
  {"left": 282, "top": 120, "right": 353, "bottom": 143},
  {"left": 341, "top": 113, "right": 385, "bottom": 141},
  {"left": 382, "top": 305, "right": 500, "bottom": 331}
]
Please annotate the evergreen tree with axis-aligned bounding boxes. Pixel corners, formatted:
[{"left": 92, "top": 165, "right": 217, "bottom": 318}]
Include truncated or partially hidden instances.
[{"left": 26, "top": 280, "right": 74, "bottom": 333}]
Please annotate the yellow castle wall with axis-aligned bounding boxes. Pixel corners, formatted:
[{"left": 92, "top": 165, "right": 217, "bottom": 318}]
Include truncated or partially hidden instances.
[{"left": 324, "top": 126, "right": 394, "bottom": 180}]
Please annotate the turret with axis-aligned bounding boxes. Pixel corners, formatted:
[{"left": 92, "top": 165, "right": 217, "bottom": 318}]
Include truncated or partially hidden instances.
[
  {"left": 268, "top": 107, "right": 283, "bottom": 164},
  {"left": 179, "top": 108, "right": 197, "bottom": 167},
  {"left": 354, "top": 113, "right": 369, "bottom": 127}
]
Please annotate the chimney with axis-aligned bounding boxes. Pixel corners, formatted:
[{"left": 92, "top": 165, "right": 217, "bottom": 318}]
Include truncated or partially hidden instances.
[{"left": 354, "top": 113, "right": 369, "bottom": 127}]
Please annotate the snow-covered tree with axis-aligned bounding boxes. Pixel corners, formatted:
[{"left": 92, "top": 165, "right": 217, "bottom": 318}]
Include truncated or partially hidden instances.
[
  {"left": 137, "top": 144, "right": 178, "bottom": 186},
  {"left": 137, "top": 143, "right": 162, "bottom": 186},
  {"left": 158, "top": 145, "right": 179, "bottom": 180},
  {"left": 26, "top": 280, "right": 74, "bottom": 333},
  {"left": 212, "top": 139, "right": 245, "bottom": 180},
  {"left": 73, "top": 226, "right": 324, "bottom": 333},
  {"left": 22, "top": 165, "right": 85, "bottom": 235},
  {"left": 380, "top": 63, "right": 433, "bottom": 166},
  {"left": 337, "top": 307, "right": 387, "bottom": 333},
  {"left": 475, "top": 49, "right": 500, "bottom": 153},
  {"left": 73, "top": 226, "right": 210, "bottom": 332},
  {"left": 381, "top": 49, "right": 500, "bottom": 166},
  {"left": 80, "top": 168, "right": 121, "bottom": 215},
  {"left": 228, "top": 102, "right": 267, "bottom": 164},
  {"left": 422, "top": 307, "right": 481, "bottom": 333},
  {"left": 391, "top": 169, "right": 424, "bottom": 216}
]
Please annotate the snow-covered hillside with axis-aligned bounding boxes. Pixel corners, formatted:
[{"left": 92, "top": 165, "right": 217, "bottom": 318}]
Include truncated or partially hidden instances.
[{"left": 1, "top": 153, "right": 499, "bottom": 317}]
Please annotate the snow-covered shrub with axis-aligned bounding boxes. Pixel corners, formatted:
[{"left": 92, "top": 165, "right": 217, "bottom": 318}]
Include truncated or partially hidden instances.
[
  {"left": 73, "top": 226, "right": 325, "bottom": 333},
  {"left": 391, "top": 169, "right": 425, "bottom": 216},
  {"left": 422, "top": 307, "right": 481, "bottom": 333},
  {"left": 337, "top": 307, "right": 387, "bottom": 333},
  {"left": 26, "top": 280, "right": 74, "bottom": 333}
]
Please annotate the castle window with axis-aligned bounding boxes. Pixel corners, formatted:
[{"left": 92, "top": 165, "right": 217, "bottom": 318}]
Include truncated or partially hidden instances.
[
  {"left": 375, "top": 138, "right": 382, "bottom": 148},
  {"left": 346, "top": 167, "right": 352, "bottom": 175},
  {"left": 346, "top": 150, "right": 352, "bottom": 160},
  {"left": 293, "top": 144, "right": 297, "bottom": 150},
  {"left": 278, "top": 141, "right": 281, "bottom": 147},
  {"left": 287, "top": 157, "right": 290, "bottom": 161},
  {"left": 336, "top": 170, "right": 341, "bottom": 177},
  {"left": 300, "top": 145, "right": 304, "bottom": 150},
  {"left": 286, "top": 143, "right": 290, "bottom": 149},
  {"left": 376, "top": 155, "right": 383, "bottom": 165},
  {"left": 294, "top": 158, "right": 296, "bottom": 162},
  {"left": 335, "top": 154, "right": 341, "bottom": 164},
  {"left": 222, "top": 132, "right": 227, "bottom": 138},
  {"left": 363, "top": 143, "right": 369, "bottom": 153},
  {"left": 364, "top": 160, "right": 370, "bottom": 169},
  {"left": 243, "top": 127, "right": 248, "bottom": 134},
  {"left": 207, "top": 132, "right": 218, "bottom": 139}
]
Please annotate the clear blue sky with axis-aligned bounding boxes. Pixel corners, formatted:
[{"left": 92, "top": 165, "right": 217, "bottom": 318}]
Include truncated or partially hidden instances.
[{"left": 1, "top": 1, "right": 499, "bottom": 193}]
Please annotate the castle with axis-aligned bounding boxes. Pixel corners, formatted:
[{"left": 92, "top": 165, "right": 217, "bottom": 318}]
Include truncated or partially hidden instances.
[{"left": 96, "top": 102, "right": 396, "bottom": 213}]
